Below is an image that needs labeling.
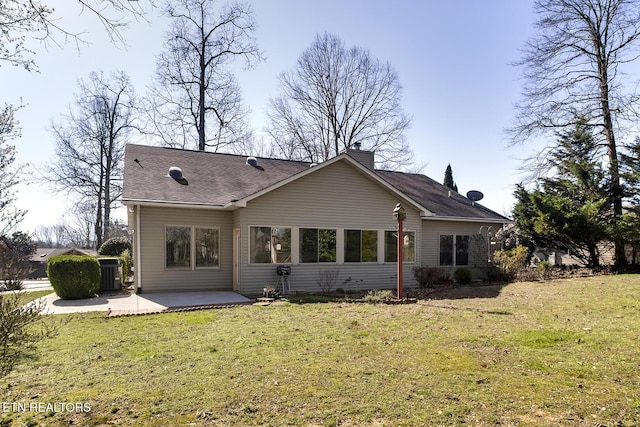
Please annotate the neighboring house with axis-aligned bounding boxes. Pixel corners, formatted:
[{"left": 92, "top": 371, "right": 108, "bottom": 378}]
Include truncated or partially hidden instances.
[
  {"left": 532, "top": 242, "right": 629, "bottom": 268},
  {"left": 29, "top": 248, "right": 97, "bottom": 279},
  {"left": 122, "top": 144, "right": 510, "bottom": 296}
]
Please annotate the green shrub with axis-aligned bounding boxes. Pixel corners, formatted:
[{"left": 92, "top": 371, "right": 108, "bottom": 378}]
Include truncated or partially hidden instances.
[
  {"left": 537, "top": 260, "right": 553, "bottom": 280},
  {"left": 47, "top": 255, "right": 100, "bottom": 300},
  {"left": 493, "top": 245, "right": 530, "bottom": 280},
  {"left": 120, "top": 248, "right": 132, "bottom": 282},
  {"left": 412, "top": 266, "right": 448, "bottom": 288},
  {"left": 0, "top": 292, "right": 49, "bottom": 377},
  {"left": 486, "top": 264, "right": 509, "bottom": 283},
  {"left": 98, "top": 237, "right": 132, "bottom": 257},
  {"left": 453, "top": 267, "right": 472, "bottom": 285},
  {"left": 362, "top": 289, "right": 394, "bottom": 303}
]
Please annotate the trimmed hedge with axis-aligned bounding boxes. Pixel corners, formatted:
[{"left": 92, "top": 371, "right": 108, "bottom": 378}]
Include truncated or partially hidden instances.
[
  {"left": 47, "top": 255, "right": 100, "bottom": 300},
  {"left": 98, "top": 237, "right": 132, "bottom": 257}
]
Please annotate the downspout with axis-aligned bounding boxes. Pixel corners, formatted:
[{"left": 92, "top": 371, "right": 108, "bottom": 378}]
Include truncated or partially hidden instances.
[{"left": 136, "top": 204, "right": 142, "bottom": 294}]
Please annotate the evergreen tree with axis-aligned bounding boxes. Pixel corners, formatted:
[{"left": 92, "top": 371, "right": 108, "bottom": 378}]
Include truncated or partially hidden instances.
[
  {"left": 443, "top": 164, "right": 458, "bottom": 192},
  {"left": 513, "top": 121, "right": 609, "bottom": 267}
]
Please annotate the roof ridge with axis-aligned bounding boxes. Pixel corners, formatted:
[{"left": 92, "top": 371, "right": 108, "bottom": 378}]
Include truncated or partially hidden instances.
[{"left": 126, "top": 143, "right": 312, "bottom": 165}]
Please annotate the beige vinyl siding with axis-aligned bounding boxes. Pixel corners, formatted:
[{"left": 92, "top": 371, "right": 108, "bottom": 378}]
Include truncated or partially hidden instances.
[
  {"left": 138, "top": 206, "right": 233, "bottom": 292},
  {"left": 233, "top": 160, "right": 421, "bottom": 296},
  {"left": 422, "top": 220, "right": 503, "bottom": 281}
]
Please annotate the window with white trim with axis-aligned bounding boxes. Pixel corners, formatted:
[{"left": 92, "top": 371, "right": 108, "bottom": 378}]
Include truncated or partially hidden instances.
[
  {"left": 165, "top": 226, "right": 220, "bottom": 269},
  {"left": 344, "top": 229, "right": 378, "bottom": 262},
  {"left": 195, "top": 227, "right": 220, "bottom": 268},
  {"left": 384, "top": 230, "right": 416, "bottom": 262},
  {"left": 166, "top": 226, "right": 191, "bottom": 269},
  {"left": 440, "top": 234, "right": 469, "bottom": 266},
  {"left": 250, "top": 226, "right": 291, "bottom": 264},
  {"left": 300, "top": 228, "right": 336, "bottom": 263}
]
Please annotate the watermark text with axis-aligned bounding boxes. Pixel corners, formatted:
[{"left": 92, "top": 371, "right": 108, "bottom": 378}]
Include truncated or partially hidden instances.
[{"left": 2, "top": 402, "right": 91, "bottom": 413}]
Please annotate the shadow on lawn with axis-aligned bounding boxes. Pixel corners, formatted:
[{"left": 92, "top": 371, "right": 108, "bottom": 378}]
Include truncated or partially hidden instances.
[
  {"left": 410, "top": 283, "right": 509, "bottom": 301},
  {"left": 284, "top": 283, "right": 511, "bottom": 305}
]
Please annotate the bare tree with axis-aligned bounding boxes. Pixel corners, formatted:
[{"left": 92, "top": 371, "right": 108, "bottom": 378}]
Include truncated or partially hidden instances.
[
  {"left": 145, "top": 0, "right": 262, "bottom": 152},
  {"left": 47, "top": 70, "right": 136, "bottom": 250},
  {"left": 0, "top": 0, "right": 153, "bottom": 72},
  {"left": 266, "top": 32, "right": 412, "bottom": 169},
  {"left": 0, "top": 104, "right": 25, "bottom": 236},
  {"left": 509, "top": 0, "right": 640, "bottom": 267}
]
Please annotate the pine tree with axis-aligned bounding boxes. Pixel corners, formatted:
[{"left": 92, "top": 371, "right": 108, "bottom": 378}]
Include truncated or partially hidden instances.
[
  {"left": 443, "top": 164, "right": 458, "bottom": 192},
  {"left": 513, "top": 120, "right": 609, "bottom": 267}
]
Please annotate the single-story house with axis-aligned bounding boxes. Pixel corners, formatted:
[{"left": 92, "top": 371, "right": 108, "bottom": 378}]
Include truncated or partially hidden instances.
[
  {"left": 122, "top": 143, "right": 510, "bottom": 296},
  {"left": 29, "top": 248, "right": 98, "bottom": 279}
]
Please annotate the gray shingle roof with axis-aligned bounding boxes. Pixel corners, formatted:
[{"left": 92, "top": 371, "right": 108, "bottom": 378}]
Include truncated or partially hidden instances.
[
  {"left": 123, "top": 144, "right": 310, "bottom": 207},
  {"left": 376, "top": 170, "right": 508, "bottom": 221},
  {"left": 123, "top": 144, "right": 508, "bottom": 222}
]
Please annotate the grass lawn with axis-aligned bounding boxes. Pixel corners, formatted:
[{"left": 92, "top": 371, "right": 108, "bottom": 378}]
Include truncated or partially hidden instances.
[
  {"left": 12, "top": 290, "right": 54, "bottom": 306},
  {"left": 1, "top": 275, "right": 639, "bottom": 426}
]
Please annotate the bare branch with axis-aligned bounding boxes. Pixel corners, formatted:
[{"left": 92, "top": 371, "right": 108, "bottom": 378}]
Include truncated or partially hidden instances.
[
  {"left": 46, "top": 70, "right": 136, "bottom": 249},
  {"left": 144, "top": 0, "right": 262, "bottom": 152},
  {"left": 266, "top": 32, "right": 413, "bottom": 170}
]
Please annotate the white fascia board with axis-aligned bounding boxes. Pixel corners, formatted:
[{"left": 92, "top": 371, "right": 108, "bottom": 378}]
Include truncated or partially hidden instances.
[
  {"left": 422, "top": 216, "right": 513, "bottom": 224},
  {"left": 121, "top": 199, "right": 230, "bottom": 210}
]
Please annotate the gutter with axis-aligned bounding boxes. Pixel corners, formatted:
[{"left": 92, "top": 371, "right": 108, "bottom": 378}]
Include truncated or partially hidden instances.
[
  {"left": 122, "top": 199, "right": 230, "bottom": 210},
  {"left": 422, "top": 215, "right": 512, "bottom": 224}
]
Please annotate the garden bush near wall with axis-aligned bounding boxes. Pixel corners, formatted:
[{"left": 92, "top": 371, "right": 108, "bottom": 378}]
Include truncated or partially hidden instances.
[
  {"left": 453, "top": 267, "right": 472, "bottom": 285},
  {"left": 492, "top": 245, "right": 530, "bottom": 281},
  {"left": 47, "top": 255, "right": 100, "bottom": 300},
  {"left": 412, "top": 266, "right": 449, "bottom": 288},
  {"left": 120, "top": 249, "right": 132, "bottom": 282}
]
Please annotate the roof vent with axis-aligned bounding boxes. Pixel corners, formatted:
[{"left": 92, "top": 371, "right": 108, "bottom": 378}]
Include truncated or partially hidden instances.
[
  {"left": 246, "top": 156, "right": 264, "bottom": 171},
  {"left": 167, "top": 166, "right": 188, "bottom": 185}
]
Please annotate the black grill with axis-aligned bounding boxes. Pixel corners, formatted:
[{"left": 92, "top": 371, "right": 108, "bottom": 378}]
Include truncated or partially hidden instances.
[{"left": 276, "top": 265, "right": 291, "bottom": 276}]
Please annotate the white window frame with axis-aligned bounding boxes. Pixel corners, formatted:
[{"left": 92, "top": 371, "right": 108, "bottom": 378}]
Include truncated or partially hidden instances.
[
  {"left": 248, "top": 226, "right": 292, "bottom": 265},
  {"left": 344, "top": 229, "right": 378, "bottom": 263},
  {"left": 383, "top": 229, "right": 417, "bottom": 264},
  {"left": 439, "top": 233, "right": 470, "bottom": 267},
  {"left": 165, "top": 225, "right": 221, "bottom": 271},
  {"left": 299, "top": 227, "right": 338, "bottom": 264},
  {"left": 165, "top": 224, "right": 192, "bottom": 270},
  {"left": 195, "top": 227, "right": 221, "bottom": 269}
]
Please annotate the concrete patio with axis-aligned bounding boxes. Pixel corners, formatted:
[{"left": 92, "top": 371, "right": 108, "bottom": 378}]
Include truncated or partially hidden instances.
[{"left": 35, "top": 290, "right": 254, "bottom": 317}]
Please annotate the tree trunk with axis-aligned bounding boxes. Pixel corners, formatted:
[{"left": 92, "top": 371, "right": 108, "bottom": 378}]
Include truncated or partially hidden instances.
[
  {"left": 596, "top": 37, "right": 627, "bottom": 268},
  {"left": 198, "top": 36, "right": 206, "bottom": 151}
]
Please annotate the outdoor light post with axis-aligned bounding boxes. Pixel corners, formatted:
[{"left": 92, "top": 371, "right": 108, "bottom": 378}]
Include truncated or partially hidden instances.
[{"left": 393, "top": 203, "right": 406, "bottom": 299}]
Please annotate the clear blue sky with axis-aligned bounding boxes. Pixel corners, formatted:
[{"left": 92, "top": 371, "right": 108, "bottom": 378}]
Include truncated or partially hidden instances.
[{"left": 3, "top": 0, "right": 539, "bottom": 233}]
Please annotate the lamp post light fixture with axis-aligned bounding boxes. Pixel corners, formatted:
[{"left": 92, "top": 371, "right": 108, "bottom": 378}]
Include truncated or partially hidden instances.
[{"left": 393, "top": 203, "right": 406, "bottom": 298}]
